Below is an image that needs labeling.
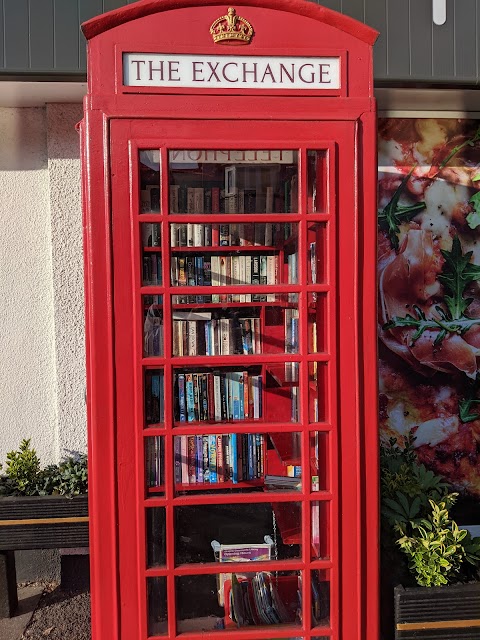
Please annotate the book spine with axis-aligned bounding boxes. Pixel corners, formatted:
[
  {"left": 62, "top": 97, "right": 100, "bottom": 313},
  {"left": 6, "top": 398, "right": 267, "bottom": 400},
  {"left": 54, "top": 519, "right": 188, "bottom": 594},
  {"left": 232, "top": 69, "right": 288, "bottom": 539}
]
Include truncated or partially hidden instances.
[
  {"left": 211, "top": 256, "right": 220, "bottom": 303},
  {"left": 259, "top": 255, "right": 267, "bottom": 302},
  {"left": 188, "top": 436, "right": 196, "bottom": 483},
  {"left": 188, "top": 321, "right": 197, "bottom": 357},
  {"left": 216, "top": 435, "right": 224, "bottom": 482},
  {"left": 193, "top": 224, "right": 204, "bottom": 247},
  {"left": 214, "top": 373, "right": 222, "bottom": 421},
  {"left": 193, "top": 374, "right": 200, "bottom": 421},
  {"left": 220, "top": 224, "right": 230, "bottom": 246},
  {"left": 204, "top": 223, "right": 212, "bottom": 246},
  {"left": 207, "top": 373, "right": 215, "bottom": 421},
  {"left": 186, "top": 374, "right": 195, "bottom": 422},
  {"left": 179, "top": 224, "right": 187, "bottom": 247},
  {"left": 195, "top": 256, "right": 204, "bottom": 303},
  {"left": 174, "top": 437, "right": 182, "bottom": 484},
  {"left": 201, "top": 373, "right": 209, "bottom": 421},
  {"left": 178, "top": 185, "right": 187, "bottom": 213},
  {"left": 231, "top": 433, "right": 238, "bottom": 483},
  {"left": 220, "top": 374, "right": 228, "bottom": 421},
  {"left": 211, "top": 187, "right": 220, "bottom": 214},
  {"left": 178, "top": 374, "right": 186, "bottom": 422},
  {"left": 251, "top": 255, "right": 260, "bottom": 302},
  {"left": 202, "top": 435, "right": 210, "bottom": 482},
  {"left": 223, "top": 434, "right": 230, "bottom": 482},
  {"left": 196, "top": 435, "right": 204, "bottom": 483},
  {"left": 208, "top": 435, "right": 217, "bottom": 483},
  {"left": 181, "top": 436, "right": 189, "bottom": 484},
  {"left": 212, "top": 224, "right": 219, "bottom": 246}
]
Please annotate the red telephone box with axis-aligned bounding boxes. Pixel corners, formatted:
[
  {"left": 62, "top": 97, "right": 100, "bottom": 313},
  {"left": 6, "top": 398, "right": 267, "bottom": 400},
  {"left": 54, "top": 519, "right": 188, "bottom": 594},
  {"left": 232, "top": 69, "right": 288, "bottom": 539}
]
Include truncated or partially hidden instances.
[{"left": 80, "top": 2, "right": 379, "bottom": 639}]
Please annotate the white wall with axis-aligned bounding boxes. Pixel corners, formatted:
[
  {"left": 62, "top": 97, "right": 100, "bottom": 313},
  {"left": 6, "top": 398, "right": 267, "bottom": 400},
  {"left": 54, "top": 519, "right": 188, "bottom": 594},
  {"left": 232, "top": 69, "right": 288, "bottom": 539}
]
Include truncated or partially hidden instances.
[{"left": 0, "top": 105, "right": 86, "bottom": 467}]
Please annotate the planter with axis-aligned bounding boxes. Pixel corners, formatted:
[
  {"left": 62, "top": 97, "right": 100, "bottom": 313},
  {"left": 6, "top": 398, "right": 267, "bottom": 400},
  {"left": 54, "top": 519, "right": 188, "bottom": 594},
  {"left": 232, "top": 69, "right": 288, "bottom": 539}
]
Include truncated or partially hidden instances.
[
  {"left": 395, "top": 583, "right": 480, "bottom": 640},
  {"left": 0, "top": 494, "right": 89, "bottom": 550}
]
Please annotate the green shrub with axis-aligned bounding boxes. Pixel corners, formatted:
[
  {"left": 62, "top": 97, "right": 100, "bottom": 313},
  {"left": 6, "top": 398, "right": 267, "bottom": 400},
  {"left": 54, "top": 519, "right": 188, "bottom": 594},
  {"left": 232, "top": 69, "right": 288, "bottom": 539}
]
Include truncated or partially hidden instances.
[
  {"left": 0, "top": 440, "right": 88, "bottom": 497},
  {"left": 380, "top": 436, "right": 480, "bottom": 587}
]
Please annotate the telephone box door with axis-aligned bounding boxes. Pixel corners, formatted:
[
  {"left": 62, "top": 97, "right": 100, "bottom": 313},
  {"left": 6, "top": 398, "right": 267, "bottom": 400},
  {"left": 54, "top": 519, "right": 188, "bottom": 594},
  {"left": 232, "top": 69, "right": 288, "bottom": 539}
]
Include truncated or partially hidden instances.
[{"left": 109, "top": 116, "right": 365, "bottom": 640}]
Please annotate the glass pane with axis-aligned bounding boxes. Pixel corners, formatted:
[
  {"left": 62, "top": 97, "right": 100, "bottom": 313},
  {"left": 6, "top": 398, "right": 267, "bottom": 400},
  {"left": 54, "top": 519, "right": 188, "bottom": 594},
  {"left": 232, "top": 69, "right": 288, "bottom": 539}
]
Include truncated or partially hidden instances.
[
  {"left": 307, "top": 223, "right": 327, "bottom": 285},
  {"left": 307, "top": 150, "right": 328, "bottom": 214},
  {"left": 173, "top": 365, "right": 299, "bottom": 425},
  {"left": 311, "top": 569, "right": 331, "bottom": 628},
  {"left": 175, "top": 503, "right": 301, "bottom": 565},
  {"left": 141, "top": 224, "right": 162, "bottom": 286},
  {"left": 145, "top": 436, "right": 164, "bottom": 495},
  {"left": 147, "top": 577, "right": 167, "bottom": 636},
  {"left": 309, "top": 362, "right": 327, "bottom": 424},
  {"left": 146, "top": 507, "right": 166, "bottom": 567},
  {"left": 308, "top": 293, "right": 327, "bottom": 354},
  {"left": 171, "top": 296, "right": 298, "bottom": 356},
  {"left": 311, "top": 501, "right": 329, "bottom": 560},
  {"left": 169, "top": 150, "right": 298, "bottom": 214},
  {"left": 176, "top": 571, "right": 301, "bottom": 632},
  {"left": 140, "top": 150, "right": 161, "bottom": 214},
  {"left": 311, "top": 432, "right": 328, "bottom": 492},
  {"left": 145, "top": 369, "right": 164, "bottom": 427},
  {"left": 143, "top": 296, "right": 164, "bottom": 357}
]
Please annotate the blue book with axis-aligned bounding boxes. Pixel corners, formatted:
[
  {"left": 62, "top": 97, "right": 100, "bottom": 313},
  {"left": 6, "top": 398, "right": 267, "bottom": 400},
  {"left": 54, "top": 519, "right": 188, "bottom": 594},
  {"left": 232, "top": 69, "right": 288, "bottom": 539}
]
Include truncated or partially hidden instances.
[
  {"left": 247, "top": 434, "right": 254, "bottom": 480},
  {"left": 231, "top": 372, "right": 241, "bottom": 421},
  {"left": 208, "top": 435, "right": 217, "bottom": 483},
  {"left": 186, "top": 374, "right": 195, "bottom": 422},
  {"left": 205, "top": 321, "right": 211, "bottom": 356},
  {"left": 178, "top": 374, "right": 186, "bottom": 422}
]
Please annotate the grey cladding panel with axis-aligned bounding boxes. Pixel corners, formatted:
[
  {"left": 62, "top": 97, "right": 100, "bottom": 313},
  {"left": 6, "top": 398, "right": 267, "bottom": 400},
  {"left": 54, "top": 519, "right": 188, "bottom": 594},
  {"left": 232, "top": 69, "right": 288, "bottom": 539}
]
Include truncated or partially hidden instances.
[
  {"left": 432, "top": 0, "right": 455, "bottom": 78},
  {"left": 4, "top": 0, "right": 29, "bottom": 70},
  {"left": 386, "top": 0, "right": 410, "bottom": 78},
  {"left": 409, "top": 0, "right": 432, "bottom": 79},
  {"left": 103, "top": 0, "right": 127, "bottom": 11},
  {"left": 30, "top": 0, "right": 54, "bottom": 71},
  {"left": 344, "top": 0, "right": 365, "bottom": 23},
  {"left": 311, "top": 0, "right": 342, "bottom": 12},
  {"left": 454, "top": 0, "right": 477, "bottom": 79},
  {"left": 54, "top": 0, "right": 80, "bottom": 71},
  {"left": 365, "top": 0, "right": 387, "bottom": 77}
]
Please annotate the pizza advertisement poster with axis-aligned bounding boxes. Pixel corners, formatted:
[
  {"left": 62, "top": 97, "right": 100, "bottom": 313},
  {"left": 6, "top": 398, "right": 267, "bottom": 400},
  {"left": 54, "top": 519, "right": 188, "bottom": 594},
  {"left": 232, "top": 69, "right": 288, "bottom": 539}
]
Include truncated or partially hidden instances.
[{"left": 378, "top": 118, "right": 480, "bottom": 505}]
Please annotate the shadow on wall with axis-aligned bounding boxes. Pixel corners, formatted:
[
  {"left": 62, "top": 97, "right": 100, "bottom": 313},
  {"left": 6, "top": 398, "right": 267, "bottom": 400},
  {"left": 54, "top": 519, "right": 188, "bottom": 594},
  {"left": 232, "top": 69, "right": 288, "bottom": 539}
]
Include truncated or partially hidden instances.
[
  {"left": 0, "top": 104, "right": 83, "bottom": 171},
  {"left": 0, "top": 107, "right": 47, "bottom": 171}
]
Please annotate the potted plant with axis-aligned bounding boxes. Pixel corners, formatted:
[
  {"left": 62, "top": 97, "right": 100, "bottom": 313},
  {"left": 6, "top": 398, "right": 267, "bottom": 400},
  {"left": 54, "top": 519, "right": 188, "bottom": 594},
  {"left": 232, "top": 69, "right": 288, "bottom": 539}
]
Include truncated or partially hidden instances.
[
  {"left": 0, "top": 439, "right": 88, "bottom": 550},
  {"left": 381, "top": 437, "right": 480, "bottom": 640}
]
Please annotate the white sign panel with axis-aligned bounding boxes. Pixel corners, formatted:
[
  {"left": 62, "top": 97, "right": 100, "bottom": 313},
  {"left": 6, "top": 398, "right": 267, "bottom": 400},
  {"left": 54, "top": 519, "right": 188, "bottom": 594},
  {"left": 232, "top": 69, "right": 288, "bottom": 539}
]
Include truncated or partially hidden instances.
[{"left": 123, "top": 54, "right": 340, "bottom": 90}]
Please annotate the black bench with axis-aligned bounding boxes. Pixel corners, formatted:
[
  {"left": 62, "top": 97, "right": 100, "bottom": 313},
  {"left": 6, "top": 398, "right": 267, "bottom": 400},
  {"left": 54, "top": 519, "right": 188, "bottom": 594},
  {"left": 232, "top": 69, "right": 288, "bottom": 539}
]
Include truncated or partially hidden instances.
[{"left": 0, "top": 495, "right": 89, "bottom": 617}]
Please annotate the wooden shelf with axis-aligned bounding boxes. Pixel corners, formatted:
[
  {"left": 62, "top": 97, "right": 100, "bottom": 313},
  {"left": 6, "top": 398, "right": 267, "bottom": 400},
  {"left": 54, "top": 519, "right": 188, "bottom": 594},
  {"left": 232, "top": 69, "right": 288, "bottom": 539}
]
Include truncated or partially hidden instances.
[{"left": 170, "top": 245, "right": 279, "bottom": 253}]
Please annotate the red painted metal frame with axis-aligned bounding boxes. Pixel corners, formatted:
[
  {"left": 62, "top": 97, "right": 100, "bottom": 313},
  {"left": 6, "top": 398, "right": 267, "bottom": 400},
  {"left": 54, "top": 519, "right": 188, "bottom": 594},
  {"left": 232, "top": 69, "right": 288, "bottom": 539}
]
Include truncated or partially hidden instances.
[{"left": 81, "top": 2, "right": 378, "bottom": 640}]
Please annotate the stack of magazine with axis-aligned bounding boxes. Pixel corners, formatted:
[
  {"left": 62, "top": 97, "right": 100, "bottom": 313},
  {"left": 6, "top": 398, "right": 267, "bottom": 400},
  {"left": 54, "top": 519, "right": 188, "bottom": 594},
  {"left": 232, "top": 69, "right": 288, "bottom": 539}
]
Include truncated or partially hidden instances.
[{"left": 228, "top": 572, "right": 298, "bottom": 627}]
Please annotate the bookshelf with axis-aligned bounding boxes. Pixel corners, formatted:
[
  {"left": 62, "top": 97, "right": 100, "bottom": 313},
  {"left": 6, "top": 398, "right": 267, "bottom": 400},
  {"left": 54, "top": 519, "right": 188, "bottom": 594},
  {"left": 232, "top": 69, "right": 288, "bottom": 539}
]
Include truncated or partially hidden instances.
[{"left": 136, "top": 147, "right": 333, "bottom": 636}]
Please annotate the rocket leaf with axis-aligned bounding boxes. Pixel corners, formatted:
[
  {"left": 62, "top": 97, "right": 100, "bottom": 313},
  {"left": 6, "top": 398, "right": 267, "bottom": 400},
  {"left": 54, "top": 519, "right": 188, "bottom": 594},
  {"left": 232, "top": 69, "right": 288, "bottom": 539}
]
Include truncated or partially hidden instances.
[
  {"left": 378, "top": 167, "right": 426, "bottom": 250},
  {"left": 467, "top": 191, "right": 480, "bottom": 230}
]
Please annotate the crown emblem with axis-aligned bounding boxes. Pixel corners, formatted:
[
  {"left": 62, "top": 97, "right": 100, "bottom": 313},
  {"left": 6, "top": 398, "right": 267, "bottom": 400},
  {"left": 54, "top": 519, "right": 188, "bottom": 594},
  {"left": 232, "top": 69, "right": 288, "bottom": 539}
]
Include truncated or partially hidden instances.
[{"left": 210, "top": 7, "right": 254, "bottom": 45}]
